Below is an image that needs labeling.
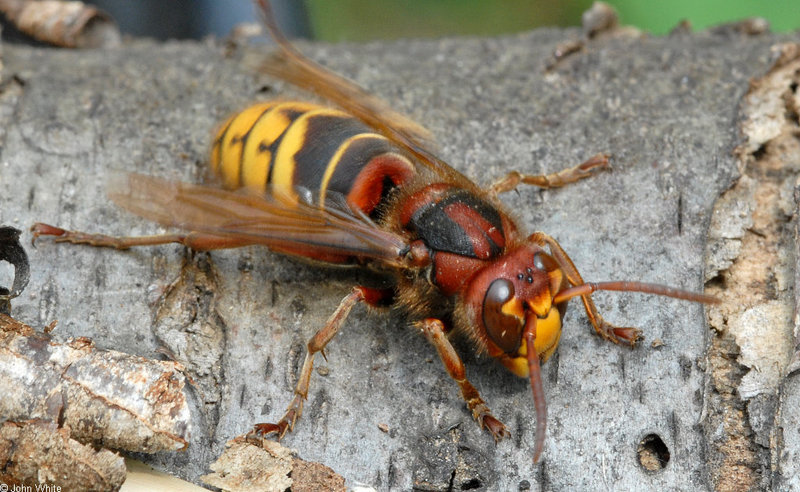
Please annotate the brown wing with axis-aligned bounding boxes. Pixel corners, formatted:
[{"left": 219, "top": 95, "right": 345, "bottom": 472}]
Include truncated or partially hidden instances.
[
  {"left": 254, "top": 0, "right": 475, "bottom": 188},
  {"left": 108, "top": 173, "right": 409, "bottom": 266}
]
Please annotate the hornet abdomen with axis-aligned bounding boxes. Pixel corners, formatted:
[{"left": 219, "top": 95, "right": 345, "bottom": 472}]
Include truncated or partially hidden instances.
[{"left": 211, "top": 101, "right": 416, "bottom": 218}]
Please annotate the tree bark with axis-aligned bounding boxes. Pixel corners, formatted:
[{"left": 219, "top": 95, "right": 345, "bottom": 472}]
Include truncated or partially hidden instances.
[{"left": 1, "top": 19, "right": 798, "bottom": 491}]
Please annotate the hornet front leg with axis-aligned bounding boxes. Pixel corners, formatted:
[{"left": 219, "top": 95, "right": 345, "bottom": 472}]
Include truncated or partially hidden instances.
[
  {"left": 417, "top": 317, "right": 510, "bottom": 441},
  {"left": 489, "top": 153, "right": 610, "bottom": 196}
]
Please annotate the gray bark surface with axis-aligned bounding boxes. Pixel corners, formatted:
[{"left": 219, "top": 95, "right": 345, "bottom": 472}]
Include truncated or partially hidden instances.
[{"left": 1, "top": 24, "right": 798, "bottom": 490}]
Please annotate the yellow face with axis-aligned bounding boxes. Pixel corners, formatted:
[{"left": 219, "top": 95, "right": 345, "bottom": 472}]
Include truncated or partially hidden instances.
[{"left": 499, "top": 307, "right": 562, "bottom": 378}]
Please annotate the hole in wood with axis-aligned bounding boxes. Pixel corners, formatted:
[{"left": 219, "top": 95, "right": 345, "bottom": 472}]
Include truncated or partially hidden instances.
[{"left": 638, "top": 433, "right": 670, "bottom": 471}]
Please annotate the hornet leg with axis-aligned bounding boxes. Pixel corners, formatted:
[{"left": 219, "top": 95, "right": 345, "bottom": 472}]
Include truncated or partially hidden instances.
[
  {"left": 418, "top": 317, "right": 510, "bottom": 440},
  {"left": 489, "top": 153, "right": 609, "bottom": 195},
  {"left": 251, "top": 286, "right": 365, "bottom": 438},
  {"left": 31, "top": 222, "right": 254, "bottom": 250},
  {"left": 529, "top": 231, "right": 642, "bottom": 346}
]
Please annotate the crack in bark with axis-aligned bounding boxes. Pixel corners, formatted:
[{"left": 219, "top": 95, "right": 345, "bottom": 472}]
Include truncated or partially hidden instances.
[{"left": 153, "top": 251, "right": 228, "bottom": 435}]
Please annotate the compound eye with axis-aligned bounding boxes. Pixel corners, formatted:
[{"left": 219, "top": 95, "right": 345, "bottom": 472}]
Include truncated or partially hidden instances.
[{"left": 482, "top": 278, "right": 524, "bottom": 354}]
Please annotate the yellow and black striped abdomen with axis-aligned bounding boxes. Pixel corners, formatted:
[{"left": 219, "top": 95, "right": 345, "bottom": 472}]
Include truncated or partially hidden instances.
[{"left": 210, "top": 101, "right": 416, "bottom": 216}]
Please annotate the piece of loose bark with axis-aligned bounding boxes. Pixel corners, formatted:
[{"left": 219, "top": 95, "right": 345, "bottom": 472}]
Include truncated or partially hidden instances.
[
  {"left": 202, "top": 437, "right": 345, "bottom": 492},
  {"left": 0, "top": 0, "right": 120, "bottom": 48},
  {"left": 0, "top": 314, "right": 191, "bottom": 453},
  {"left": 202, "top": 439, "right": 294, "bottom": 492},
  {"left": 0, "top": 419, "right": 127, "bottom": 491},
  {"left": 290, "top": 457, "right": 346, "bottom": 492}
]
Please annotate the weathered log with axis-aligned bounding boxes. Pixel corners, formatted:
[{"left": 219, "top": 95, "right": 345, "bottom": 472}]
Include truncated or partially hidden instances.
[
  {"left": 0, "top": 314, "right": 191, "bottom": 453},
  {"left": 0, "top": 419, "right": 126, "bottom": 491}
]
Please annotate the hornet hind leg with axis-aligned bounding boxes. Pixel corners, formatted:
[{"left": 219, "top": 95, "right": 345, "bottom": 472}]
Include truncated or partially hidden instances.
[{"left": 31, "top": 222, "right": 254, "bottom": 250}]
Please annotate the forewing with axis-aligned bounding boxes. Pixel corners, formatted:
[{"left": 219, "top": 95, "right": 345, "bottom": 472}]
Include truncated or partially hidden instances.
[
  {"left": 107, "top": 174, "right": 409, "bottom": 265},
  {"left": 254, "top": 0, "right": 474, "bottom": 188}
]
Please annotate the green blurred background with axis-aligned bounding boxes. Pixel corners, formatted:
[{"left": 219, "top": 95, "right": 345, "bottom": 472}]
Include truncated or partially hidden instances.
[
  {"left": 305, "top": 0, "right": 800, "bottom": 41},
  {"left": 85, "top": 0, "right": 800, "bottom": 42}
]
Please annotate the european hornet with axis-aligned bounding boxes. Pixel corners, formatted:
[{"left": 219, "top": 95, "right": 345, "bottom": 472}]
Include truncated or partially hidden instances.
[{"left": 31, "top": 0, "right": 716, "bottom": 462}]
